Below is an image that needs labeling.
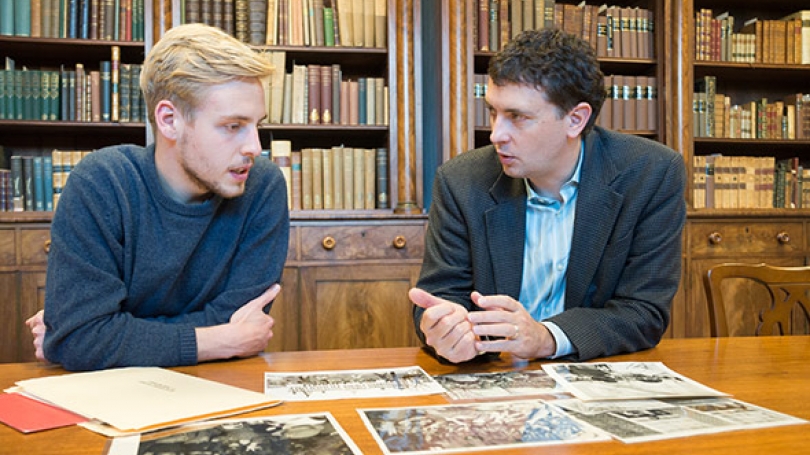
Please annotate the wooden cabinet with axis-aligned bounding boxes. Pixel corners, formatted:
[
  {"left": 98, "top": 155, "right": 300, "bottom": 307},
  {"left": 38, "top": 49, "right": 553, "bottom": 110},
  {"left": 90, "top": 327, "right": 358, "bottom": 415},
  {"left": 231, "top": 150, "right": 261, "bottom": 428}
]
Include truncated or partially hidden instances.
[
  {"left": 285, "top": 218, "right": 426, "bottom": 351},
  {"left": 0, "top": 214, "right": 50, "bottom": 363},
  {"left": 680, "top": 213, "right": 810, "bottom": 338}
]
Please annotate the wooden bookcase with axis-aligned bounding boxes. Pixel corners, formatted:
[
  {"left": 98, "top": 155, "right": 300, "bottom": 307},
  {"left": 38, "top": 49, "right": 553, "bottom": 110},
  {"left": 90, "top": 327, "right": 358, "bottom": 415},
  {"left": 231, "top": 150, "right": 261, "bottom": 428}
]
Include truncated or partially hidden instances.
[
  {"left": 674, "top": 0, "right": 810, "bottom": 210},
  {"left": 671, "top": 0, "right": 810, "bottom": 338}
]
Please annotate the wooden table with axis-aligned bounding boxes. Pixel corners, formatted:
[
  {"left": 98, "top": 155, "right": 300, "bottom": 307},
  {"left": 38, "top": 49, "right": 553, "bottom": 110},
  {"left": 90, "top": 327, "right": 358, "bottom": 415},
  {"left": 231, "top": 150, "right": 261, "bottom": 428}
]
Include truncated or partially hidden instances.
[{"left": 1, "top": 336, "right": 808, "bottom": 454}]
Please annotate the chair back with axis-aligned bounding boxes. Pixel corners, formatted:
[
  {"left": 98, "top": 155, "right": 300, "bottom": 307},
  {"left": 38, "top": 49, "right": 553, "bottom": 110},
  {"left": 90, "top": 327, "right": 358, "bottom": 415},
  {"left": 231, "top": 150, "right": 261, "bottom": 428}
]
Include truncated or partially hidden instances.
[{"left": 703, "top": 263, "right": 810, "bottom": 337}]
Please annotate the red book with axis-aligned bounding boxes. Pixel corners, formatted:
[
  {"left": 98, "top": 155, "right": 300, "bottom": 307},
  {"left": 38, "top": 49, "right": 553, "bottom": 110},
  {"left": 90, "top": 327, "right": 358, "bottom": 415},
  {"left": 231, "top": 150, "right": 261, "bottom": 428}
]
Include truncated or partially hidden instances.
[
  {"left": 307, "top": 64, "right": 321, "bottom": 124},
  {"left": 320, "top": 65, "right": 332, "bottom": 124}
]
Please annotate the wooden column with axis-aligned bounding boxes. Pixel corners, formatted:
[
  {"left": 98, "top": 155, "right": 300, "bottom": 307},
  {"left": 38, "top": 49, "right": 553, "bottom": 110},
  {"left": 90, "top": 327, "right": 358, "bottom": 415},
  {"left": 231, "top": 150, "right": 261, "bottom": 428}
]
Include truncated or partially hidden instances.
[
  {"left": 445, "top": 0, "right": 474, "bottom": 160},
  {"left": 393, "top": 0, "right": 421, "bottom": 214}
]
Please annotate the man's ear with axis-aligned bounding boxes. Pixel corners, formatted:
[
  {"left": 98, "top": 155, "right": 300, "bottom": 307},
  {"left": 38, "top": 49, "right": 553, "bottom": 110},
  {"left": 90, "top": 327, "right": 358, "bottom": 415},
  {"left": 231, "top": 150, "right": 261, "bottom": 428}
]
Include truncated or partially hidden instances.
[
  {"left": 566, "top": 102, "right": 592, "bottom": 138},
  {"left": 154, "top": 100, "right": 180, "bottom": 141}
]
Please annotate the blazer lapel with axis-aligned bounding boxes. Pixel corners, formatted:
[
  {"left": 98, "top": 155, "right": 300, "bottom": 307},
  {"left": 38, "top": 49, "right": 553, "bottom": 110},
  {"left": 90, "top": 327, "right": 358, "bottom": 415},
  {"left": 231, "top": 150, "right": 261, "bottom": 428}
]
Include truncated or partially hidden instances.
[
  {"left": 485, "top": 173, "right": 526, "bottom": 297},
  {"left": 566, "top": 133, "right": 624, "bottom": 309}
]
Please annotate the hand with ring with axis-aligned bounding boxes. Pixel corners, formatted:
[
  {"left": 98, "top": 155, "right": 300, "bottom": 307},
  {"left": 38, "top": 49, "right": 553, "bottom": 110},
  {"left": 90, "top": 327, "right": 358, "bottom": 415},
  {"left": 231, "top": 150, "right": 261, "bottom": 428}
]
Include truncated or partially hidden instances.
[{"left": 467, "top": 291, "right": 557, "bottom": 359}]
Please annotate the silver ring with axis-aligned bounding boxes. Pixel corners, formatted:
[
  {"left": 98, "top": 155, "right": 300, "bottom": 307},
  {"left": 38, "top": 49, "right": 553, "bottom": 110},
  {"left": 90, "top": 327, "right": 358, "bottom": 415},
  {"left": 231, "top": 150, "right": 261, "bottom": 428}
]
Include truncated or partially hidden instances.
[{"left": 512, "top": 324, "right": 520, "bottom": 340}]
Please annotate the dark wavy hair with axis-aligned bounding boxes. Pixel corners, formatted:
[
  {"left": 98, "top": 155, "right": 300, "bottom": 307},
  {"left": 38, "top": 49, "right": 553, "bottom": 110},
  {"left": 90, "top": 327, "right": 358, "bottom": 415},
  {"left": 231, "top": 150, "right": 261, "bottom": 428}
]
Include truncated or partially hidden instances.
[{"left": 488, "top": 29, "right": 606, "bottom": 135}]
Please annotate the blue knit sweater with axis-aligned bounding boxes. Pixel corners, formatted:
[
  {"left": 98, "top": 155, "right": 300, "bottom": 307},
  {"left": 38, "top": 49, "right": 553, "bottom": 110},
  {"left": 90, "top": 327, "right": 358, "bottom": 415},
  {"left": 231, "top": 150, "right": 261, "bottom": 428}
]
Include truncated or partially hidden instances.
[{"left": 43, "top": 144, "right": 289, "bottom": 370}]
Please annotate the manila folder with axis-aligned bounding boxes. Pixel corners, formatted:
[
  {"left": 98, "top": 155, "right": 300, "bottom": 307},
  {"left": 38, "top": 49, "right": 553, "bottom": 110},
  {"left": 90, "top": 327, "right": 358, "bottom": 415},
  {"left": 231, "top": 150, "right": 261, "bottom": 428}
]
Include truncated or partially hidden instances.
[{"left": 15, "top": 367, "right": 279, "bottom": 433}]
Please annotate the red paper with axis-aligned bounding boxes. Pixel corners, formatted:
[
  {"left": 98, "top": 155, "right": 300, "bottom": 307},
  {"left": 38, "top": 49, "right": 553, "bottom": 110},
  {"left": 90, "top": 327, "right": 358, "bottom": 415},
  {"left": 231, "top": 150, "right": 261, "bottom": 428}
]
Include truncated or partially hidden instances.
[{"left": 0, "top": 393, "right": 88, "bottom": 433}]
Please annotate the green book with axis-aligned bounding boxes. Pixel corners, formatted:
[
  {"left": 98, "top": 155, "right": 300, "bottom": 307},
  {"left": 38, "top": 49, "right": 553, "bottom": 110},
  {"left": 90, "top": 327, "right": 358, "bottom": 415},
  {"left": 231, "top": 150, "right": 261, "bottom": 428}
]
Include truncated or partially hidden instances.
[
  {"left": 43, "top": 155, "right": 53, "bottom": 211},
  {"left": 0, "top": 0, "right": 14, "bottom": 35},
  {"left": 49, "top": 70, "right": 60, "bottom": 121},
  {"left": 33, "top": 156, "right": 44, "bottom": 211},
  {"left": 14, "top": 0, "right": 31, "bottom": 36},
  {"left": 100, "top": 61, "right": 111, "bottom": 121},
  {"left": 119, "top": 63, "right": 130, "bottom": 122},
  {"left": 30, "top": 70, "right": 42, "bottom": 121},
  {"left": 0, "top": 70, "right": 6, "bottom": 119},
  {"left": 40, "top": 70, "right": 50, "bottom": 120},
  {"left": 13, "top": 69, "right": 23, "bottom": 120},
  {"left": 323, "top": 6, "right": 335, "bottom": 46}
]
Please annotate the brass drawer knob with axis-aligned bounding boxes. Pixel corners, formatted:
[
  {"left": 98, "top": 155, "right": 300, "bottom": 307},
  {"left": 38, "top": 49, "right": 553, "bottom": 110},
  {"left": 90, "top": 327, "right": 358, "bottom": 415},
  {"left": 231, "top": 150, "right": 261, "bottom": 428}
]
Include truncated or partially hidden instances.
[
  {"left": 393, "top": 235, "right": 407, "bottom": 249},
  {"left": 776, "top": 232, "right": 790, "bottom": 244},
  {"left": 708, "top": 232, "right": 722, "bottom": 245},
  {"left": 322, "top": 236, "right": 336, "bottom": 250},
  {"left": 44, "top": 239, "right": 51, "bottom": 254}
]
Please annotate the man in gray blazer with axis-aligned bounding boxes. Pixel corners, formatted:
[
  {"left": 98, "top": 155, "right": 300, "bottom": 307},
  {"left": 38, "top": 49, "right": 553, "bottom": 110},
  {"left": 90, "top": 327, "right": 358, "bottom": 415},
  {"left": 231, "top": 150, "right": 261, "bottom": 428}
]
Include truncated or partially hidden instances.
[{"left": 411, "top": 29, "right": 686, "bottom": 363}]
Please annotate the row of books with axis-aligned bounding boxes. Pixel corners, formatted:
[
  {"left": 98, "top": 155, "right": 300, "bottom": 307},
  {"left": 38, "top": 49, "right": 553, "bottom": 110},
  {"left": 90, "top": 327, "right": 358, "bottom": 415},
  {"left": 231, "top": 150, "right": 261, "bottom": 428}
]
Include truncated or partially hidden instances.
[
  {"left": 0, "top": 0, "right": 146, "bottom": 41},
  {"left": 2, "top": 149, "right": 95, "bottom": 212},
  {"left": 695, "top": 9, "right": 810, "bottom": 64},
  {"left": 1, "top": 51, "right": 145, "bottom": 123},
  {"left": 472, "top": 73, "right": 658, "bottom": 132},
  {"left": 268, "top": 140, "right": 388, "bottom": 211},
  {"left": 192, "top": 0, "right": 388, "bottom": 47},
  {"left": 693, "top": 155, "right": 809, "bottom": 209},
  {"left": 262, "top": 52, "right": 387, "bottom": 126},
  {"left": 473, "top": 1, "right": 655, "bottom": 60},
  {"left": 694, "top": 76, "right": 810, "bottom": 140}
]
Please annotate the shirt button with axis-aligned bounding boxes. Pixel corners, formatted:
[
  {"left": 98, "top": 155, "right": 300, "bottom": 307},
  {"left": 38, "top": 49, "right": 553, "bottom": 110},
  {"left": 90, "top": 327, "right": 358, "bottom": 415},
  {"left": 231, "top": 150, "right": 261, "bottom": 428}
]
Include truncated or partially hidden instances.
[{"left": 556, "top": 263, "right": 564, "bottom": 271}]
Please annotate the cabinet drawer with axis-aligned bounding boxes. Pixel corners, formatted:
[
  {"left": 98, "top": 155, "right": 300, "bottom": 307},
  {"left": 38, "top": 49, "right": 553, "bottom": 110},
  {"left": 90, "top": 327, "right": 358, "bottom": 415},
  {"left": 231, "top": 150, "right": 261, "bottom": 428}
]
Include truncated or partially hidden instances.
[
  {"left": 688, "top": 222, "right": 804, "bottom": 256},
  {"left": 19, "top": 229, "right": 51, "bottom": 266},
  {"left": 299, "top": 224, "right": 425, "bottom": 261}
]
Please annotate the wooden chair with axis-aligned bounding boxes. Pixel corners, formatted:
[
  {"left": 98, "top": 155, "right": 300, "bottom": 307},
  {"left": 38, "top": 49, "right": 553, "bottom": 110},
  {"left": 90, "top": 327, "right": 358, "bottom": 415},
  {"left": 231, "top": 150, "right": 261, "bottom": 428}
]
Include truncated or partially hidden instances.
[{"left": 703, "top": 263, "right": 810, "bottom": 337}]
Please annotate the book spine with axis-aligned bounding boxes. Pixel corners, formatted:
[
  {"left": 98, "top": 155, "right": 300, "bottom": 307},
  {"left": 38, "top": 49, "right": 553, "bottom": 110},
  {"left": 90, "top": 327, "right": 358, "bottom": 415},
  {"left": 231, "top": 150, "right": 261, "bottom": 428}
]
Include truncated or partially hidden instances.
[
  {"left": 352, "top": 147, "right": 363, "bottom": 209},
  {"left": 331, "top": 145, "right": 343, "bottom": 209},
  {"left": 307, "top": 64, "right": 321, "bottom": 124},
  {"left": 10, "top": 155, "right": 23, "bottom": 211},
  {"left": 301, "top": 147, "right": 313, "bottom": 209},
  {"left": 363, "top": 148, "right": 375, "bottom": 209},
  {"left": 375, "top": 147, "right": 388, "bottom": 209},
  {"left": 311, "top": 147, "right": 323, "bottom": 209},
  {"left": 22, "top": 156, "right": 34, "bottom": 211},
  {"left": 111, "top": 45, "right": 120, "bottom": 122},
  {"left": 342, "top": 147, "right": 353, "bottom": 209},
  {"left": 321, "top": 148, "right": 333, "bottom": 209},
  {"left": 357, "top": 77, "right": 366, "bottom": 124},
  {"left": 33, "top": 156, "right": 45, "bottom": 211},
  {"left": 290, "top": 150, "right": 302, "bottom": 210},
  {"left": 100, "top": 61, "right": 111, "bottom": 121},
  {"left": 119, "top": 63, "right": 131, "bottom": 122}
]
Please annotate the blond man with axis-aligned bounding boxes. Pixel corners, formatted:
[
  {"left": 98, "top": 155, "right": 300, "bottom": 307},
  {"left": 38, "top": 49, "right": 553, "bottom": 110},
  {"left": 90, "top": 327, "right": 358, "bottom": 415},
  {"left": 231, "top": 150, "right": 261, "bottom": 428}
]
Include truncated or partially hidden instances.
[{"left": 26, "top": 24, "right": 289, "bottom": 371}]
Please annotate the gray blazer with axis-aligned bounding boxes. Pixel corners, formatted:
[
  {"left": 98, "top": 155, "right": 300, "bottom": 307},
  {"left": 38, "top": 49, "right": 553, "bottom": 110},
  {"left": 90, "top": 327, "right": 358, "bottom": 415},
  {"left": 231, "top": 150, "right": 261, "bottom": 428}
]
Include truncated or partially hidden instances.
[{"left": 414, "top": 126, "right": 686, "bottom": 361}]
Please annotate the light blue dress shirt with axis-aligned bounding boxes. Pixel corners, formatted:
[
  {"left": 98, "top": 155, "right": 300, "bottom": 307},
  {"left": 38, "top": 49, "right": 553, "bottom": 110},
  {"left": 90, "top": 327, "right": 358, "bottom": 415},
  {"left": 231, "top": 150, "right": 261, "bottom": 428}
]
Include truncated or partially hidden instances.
[{"left": 518, "top": 146, "right": 583, "bottom": 358}]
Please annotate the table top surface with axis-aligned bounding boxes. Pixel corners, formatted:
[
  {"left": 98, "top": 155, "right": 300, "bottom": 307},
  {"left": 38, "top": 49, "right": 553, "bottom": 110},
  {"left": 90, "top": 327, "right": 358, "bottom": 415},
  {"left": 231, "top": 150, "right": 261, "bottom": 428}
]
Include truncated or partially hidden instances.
[{"left": 1, "top": 336, "right": 809, "bottom": 455}]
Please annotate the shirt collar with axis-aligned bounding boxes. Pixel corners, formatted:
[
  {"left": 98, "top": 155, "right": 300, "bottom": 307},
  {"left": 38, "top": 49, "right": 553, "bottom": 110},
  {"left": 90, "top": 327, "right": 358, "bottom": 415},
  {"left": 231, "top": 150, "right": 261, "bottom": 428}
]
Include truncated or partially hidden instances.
[{"left": 524, "top": 142, "right": 584, "bottom": 206}]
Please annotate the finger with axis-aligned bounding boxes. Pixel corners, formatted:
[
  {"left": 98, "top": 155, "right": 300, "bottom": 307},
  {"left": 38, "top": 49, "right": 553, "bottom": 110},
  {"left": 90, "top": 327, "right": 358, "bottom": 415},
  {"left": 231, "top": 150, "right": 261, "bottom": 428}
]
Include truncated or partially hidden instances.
[
  {"left": 409, "top": 288, "right": 445, "bottom": 309},
  {"left": 25, "top": 310, "right": 44, "bottom": 327},
  {"left": 247, "top": 284, "right": 281, "bottom": 310},
  {"left": 474, "top": 294, "right": 518, "bottom": 312}
]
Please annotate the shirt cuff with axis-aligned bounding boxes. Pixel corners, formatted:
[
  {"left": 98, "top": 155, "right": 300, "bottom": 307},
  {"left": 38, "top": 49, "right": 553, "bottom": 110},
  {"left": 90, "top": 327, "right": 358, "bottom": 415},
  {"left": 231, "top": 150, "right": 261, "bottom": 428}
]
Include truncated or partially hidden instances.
[{"left": 540, "top": 321, "right": 575, "bottom": 358}]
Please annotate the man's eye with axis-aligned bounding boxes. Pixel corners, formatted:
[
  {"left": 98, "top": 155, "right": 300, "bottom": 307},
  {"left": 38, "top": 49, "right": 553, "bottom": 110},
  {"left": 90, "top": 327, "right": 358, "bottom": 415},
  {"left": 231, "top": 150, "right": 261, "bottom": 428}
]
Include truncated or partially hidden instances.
[{"left": 226, "top": 124, "right": 241, "bottom": 131}]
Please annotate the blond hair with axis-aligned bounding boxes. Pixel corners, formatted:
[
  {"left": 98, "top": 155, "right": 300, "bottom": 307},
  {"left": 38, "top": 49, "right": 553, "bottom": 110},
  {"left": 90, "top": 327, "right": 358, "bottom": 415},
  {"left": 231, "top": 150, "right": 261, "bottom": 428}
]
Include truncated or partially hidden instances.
[{"left": 140, "top": 23, "right": 274, "bottom": 127}]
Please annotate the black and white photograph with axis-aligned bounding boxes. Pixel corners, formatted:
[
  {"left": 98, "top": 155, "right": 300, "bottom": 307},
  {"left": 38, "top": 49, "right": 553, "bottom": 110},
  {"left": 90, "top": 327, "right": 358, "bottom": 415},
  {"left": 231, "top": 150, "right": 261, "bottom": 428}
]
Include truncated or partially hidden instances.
[
  {"left": 358, "top": 399, "right": 610, "bottom": 454},
  {"left": 432, "top": 369, "right": 566, "bottom": 401},
  {"left": 542, "top": 362, "right": 729, "bottom": 401},
  {"left": 264, "top": 366, "right": 446, "bottom": 401},
  {"left": 550, "top": 397, "right": 808, "bottom": 443},
  {"left": 133, "top": 413, "right": 361, "bottom": 455}
]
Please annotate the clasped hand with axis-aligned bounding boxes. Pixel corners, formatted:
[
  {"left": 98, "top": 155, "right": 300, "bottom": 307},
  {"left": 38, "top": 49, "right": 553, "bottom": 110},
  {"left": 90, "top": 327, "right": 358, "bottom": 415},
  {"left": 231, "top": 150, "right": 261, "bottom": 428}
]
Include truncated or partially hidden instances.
[{"left": 409, "top": 288, "right": 556, "bottom": 363}]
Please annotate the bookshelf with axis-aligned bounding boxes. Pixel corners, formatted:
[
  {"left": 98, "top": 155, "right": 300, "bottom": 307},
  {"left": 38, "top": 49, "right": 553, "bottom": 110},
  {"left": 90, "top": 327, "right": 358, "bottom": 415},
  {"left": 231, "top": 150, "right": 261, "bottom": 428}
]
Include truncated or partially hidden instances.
[
  {"left": 673, "top": 0, "right": 810, "bottom": 339},
  {"left": 675, "top": 0, "right": 810, "bottom": 211},
  {"left": 432, "top": 0, "right": 671, "bottom": 166}
]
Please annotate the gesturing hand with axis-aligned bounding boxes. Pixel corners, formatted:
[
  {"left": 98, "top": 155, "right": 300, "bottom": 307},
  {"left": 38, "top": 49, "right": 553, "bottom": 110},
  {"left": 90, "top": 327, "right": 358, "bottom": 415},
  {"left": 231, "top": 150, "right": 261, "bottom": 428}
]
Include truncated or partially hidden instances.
[{"left": 409, "top": 288, "right": 479, "bottom": 363}]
